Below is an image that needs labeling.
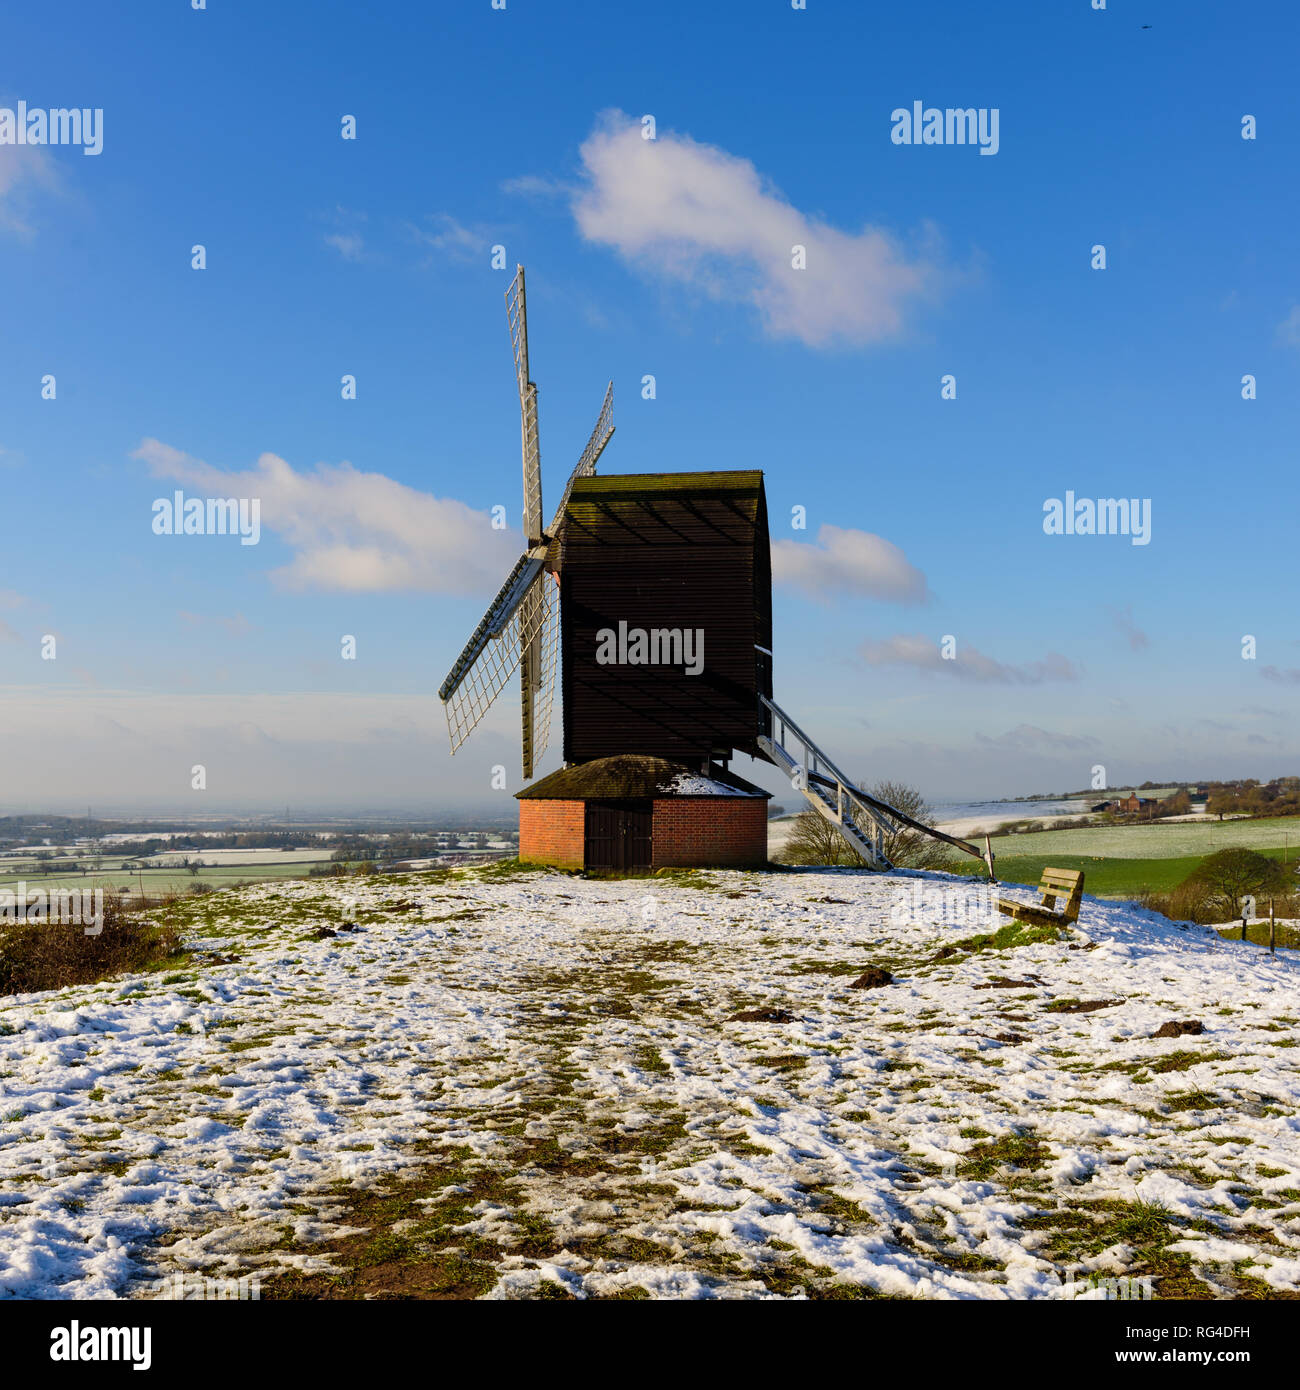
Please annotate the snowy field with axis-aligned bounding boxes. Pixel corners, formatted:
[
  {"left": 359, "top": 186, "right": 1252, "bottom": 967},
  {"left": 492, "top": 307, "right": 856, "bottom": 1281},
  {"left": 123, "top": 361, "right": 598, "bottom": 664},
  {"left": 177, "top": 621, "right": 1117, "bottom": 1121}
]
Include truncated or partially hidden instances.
[
  {"left": 2, "top": 865, "right": 1299, "bottom": 1301},
  {"left": 973, "top": 818, "right": 1300, "bottom": 859}
]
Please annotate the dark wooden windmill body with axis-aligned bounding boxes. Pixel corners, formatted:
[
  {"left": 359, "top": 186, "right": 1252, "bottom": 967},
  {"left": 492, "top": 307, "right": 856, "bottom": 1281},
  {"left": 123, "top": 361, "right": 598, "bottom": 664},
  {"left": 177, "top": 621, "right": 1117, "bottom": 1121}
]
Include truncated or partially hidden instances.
[{"left": 557, "top": 470, "right": 772, "bottom": 766}]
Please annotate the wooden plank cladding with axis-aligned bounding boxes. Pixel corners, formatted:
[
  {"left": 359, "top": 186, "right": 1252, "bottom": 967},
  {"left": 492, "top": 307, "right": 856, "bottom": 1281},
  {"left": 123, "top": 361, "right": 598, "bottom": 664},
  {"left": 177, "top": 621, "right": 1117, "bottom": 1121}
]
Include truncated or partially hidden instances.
[{"left": 559, "top": 471, "right": 772, "bottom": 764}]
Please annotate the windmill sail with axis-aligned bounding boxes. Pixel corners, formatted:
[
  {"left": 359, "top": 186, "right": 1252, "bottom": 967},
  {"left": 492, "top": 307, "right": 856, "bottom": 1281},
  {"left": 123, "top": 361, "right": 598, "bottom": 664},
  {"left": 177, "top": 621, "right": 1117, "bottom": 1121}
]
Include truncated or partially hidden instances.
[
  {"left": 545, "top": 383, "right": 615, "bottom": 572},
  {"left": 553, "top": 382, "right": 613, "bottom": 531},
  {"left": 440, "top": 562, "right": 557, "bottom": 761},
  {"left": 438, "top": 265, "right": 611, "bottom": 779},
  {"left": 507, "top": 266, "right": 544, "bottom": 549}
]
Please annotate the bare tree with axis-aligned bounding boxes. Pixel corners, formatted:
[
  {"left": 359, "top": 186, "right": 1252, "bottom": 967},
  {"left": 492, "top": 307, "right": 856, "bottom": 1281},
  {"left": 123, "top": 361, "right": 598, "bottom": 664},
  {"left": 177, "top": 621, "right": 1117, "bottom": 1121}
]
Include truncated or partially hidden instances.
[
  {"left": 869, "top": 781, "right": 952, "bottom": 870},
  {"left": 782, "top": 780, "right": 950, "bottom": 869},
  {"left": 784, "top": 807, "right": 864, "bottom": 866}
]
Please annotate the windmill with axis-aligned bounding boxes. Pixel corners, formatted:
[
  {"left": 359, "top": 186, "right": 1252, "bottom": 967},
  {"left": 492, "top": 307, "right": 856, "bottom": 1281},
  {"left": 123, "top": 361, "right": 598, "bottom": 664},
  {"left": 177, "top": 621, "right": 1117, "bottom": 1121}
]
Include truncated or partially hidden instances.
[
  {"left": 440, "top": 267, "right": 995, "bottom": 881},
  {"left": 438, "top": 265, "right": 615, "bottom": 779}
]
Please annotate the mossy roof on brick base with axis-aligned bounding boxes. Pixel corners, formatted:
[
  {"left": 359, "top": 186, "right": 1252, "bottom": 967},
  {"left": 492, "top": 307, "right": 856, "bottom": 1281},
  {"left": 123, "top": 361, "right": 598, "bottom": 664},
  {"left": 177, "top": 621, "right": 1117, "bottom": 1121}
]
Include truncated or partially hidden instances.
[{"left": 516, "top": 754, "right": 770, "bottom": 801}]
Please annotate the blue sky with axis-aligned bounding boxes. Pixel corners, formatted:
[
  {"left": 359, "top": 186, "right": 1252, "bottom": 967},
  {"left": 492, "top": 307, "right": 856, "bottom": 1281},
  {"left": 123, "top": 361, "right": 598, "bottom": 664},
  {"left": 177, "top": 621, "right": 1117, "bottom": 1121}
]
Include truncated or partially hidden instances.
[{"left": 1, "top": 0, "right": 1297, "bottom": 814}]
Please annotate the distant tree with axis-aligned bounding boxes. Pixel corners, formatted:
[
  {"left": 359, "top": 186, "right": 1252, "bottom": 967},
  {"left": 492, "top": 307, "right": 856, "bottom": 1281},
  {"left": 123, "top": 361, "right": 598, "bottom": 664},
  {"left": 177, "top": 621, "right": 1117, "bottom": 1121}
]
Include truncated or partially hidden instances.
[
  {"left": 188, "top": 863, "right": 200, "bottom": 877},
  {"left": 1155, "top": 789, "right": 1192, "bottom": 819},
  {"left": 767, "top": 804, "right": 786, "bottom": 820},
  {"left": 1182, "top": 848, "right": 1289, "bottom": 921}
]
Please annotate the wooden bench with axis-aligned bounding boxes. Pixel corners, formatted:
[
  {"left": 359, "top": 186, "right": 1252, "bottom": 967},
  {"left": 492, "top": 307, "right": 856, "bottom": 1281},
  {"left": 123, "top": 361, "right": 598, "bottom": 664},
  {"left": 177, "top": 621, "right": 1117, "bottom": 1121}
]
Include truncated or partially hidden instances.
[{"left": 997, "top": 867, "right": 1084, "bottom": 927}]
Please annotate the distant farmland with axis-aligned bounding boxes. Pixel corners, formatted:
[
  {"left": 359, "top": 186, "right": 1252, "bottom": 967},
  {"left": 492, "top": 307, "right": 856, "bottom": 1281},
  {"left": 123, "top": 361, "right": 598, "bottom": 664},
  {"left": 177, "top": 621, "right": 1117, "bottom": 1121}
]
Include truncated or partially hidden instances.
[
  {"left": 0, "top": 847, "right": 339, "bottom": 896},
  {"left": 946, "top": 815, "right": 1300, "bottom": 900},
  {"left": 964, "top": 816, "right": 1300, "bottom": 860}
]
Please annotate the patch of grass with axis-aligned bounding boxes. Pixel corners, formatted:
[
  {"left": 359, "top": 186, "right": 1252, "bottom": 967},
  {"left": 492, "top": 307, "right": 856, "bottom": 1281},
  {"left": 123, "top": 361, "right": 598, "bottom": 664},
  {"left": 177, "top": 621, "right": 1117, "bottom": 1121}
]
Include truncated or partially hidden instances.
[
  {"left": 1164, "top": 1089, "right": 1221, "bottom": 1113},
  {"left": 623, "top": 940, "right": 695, "bottom": 964},
  {"left": 1028, "top": 1197, "right": 1221, "bottom": 1297},
  {"left": 808, "top": 1281, "right": 890, "bottom": 1300},
  {"left": 1107, "top": 1199, "right": 1174, "bottom": 1247},
  {"left": 756, "top": 1054, "right": 808, "bottom": 1071},
  {"left": 472, "top": 858, "right": 550, "bottom": 879},
  {"left": 958, "top": 1128, "right": 1050, "bottom": 1180},
  {"left": 929, "top": 1247, "right": 1001, "bottom": 1273},
  {"left": 358, "top": 1232, "right": 414, "bottom": 1266},
  {"left": 633, "top": 1045, "right": 671, "bottom": 1075},
  {"left": 948, "top": 921, "right": 1067, "bottom": 958},
  {"left": 595, "top": 1115, "right": 690, "bottom": 1159},
  {"left": 649, "top": 868, "right": 715, "bottom": 889},
  {"left": 1149, "top": 1049, "right": 1228, "bottom": 1074},
  {"left": 1043, "top": 998, "right": 1122, "bottom": 1014},
  {"left": 1136, "top": 1250, "right": 1217, "bottom": 1300}
]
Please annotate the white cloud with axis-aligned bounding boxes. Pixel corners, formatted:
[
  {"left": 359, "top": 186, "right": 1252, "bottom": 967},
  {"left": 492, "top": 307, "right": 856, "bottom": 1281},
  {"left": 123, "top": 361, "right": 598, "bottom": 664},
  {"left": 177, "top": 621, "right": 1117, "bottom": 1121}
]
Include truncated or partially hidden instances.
[
  {"left": 860, "top": 633, "right": 1081, "bottom": 684},
  {"left": 974, "top": 724, "right": 1099, "bottom": 752},
  {"left": 772, "top": 526, "right": 929, "bottom": 602},
  {"left": 324, "top": 232, "right": 365, "bottom": 261},
  {"left": 134, "top": 439, "right": 520, "bottom": 595},
  {"left": 409, "top": 213, "right": 487, "bottom": 263},
  {"left": 0, "top": 144, "right": 58, "bottom": 237},
  {"left": 501, "top": 173, "right": 572, "bottom": 200},
  {"left": 571, "top": 111, "right": 944, "bottom": 347},
  {"left": 1108, "top": 604, "right": 1149, "bottom": 652},
  {"left": 1276, "top": 305, "right": 1300, "bottom": 347}
]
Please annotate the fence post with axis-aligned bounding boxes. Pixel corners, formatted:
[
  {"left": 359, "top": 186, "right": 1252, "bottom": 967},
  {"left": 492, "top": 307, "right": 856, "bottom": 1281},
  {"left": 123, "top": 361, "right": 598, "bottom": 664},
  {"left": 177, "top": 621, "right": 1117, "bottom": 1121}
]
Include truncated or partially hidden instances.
[{"left": 1270, "top": 899, "right": 1275, "bottom": 955}]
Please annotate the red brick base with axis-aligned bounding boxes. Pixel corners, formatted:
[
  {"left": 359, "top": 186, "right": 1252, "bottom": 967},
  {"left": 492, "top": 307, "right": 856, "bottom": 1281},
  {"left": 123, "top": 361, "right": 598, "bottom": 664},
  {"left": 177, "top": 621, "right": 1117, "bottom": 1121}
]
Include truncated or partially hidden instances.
[
  {"left": 651, "top": 797, "right": 768, "bottom": 868},
  {"left": 518, "top": 796, "right": 768, "bottom": 870},
  {"left": 518, "top": 799, "right": 585, "bottom": 870}
]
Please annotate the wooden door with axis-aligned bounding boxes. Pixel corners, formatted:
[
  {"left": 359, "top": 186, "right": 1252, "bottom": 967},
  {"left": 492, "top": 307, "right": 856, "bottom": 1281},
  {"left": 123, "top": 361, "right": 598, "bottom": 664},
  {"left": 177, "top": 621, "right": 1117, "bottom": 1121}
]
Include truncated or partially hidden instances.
[
  {"left": 622, "top": 801, "right": 653, "bottom": 872},
  {"left": 585, "top": 800, "right": 654, "bottom": 872}
]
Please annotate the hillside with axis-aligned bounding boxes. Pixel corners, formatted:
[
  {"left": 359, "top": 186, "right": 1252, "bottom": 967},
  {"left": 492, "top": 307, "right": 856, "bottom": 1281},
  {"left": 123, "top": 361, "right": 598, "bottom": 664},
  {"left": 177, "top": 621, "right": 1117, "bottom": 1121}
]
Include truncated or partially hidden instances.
[{"left": 1, "top": 865, "right": 1298, "bottom": 1300}]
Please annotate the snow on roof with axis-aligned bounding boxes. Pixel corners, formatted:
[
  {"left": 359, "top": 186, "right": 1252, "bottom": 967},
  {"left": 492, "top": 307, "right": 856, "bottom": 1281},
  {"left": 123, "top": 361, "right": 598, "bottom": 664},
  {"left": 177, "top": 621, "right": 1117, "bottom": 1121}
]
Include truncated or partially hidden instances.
[{"left": 663, "top": 771, "right": 766, "bottom": 797}]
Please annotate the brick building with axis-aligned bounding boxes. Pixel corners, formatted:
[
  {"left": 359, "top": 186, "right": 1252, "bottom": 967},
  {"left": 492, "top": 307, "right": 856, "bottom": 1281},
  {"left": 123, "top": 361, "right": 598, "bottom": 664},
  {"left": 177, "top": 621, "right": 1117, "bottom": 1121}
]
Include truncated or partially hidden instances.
[{"left": 516, "top": 754, "right": 770, "bottom": 872}]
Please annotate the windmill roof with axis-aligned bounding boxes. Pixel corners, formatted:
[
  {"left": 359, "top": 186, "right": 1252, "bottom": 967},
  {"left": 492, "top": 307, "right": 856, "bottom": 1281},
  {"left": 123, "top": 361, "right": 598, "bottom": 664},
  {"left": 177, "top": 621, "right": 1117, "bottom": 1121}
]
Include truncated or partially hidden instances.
[
  {"left": 516, "top": 755, "right": 770, "bottom": 801},
  {"left": 568, "top": 470, "right": 763, "bottom": 497},
  {"left": 548, "top": 470, "right": 768, "bottom": 572}
]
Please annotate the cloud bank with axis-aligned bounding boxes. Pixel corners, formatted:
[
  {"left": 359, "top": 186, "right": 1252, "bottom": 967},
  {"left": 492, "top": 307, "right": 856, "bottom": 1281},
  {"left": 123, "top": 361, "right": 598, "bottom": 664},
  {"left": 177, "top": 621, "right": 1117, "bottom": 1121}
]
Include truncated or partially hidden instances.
[
  {"left": 772, "top": 526, "right": 930, "bottom": 602},
  {"left": 571, "top": 112, "right": 943, "bottom": 347},
  {"left": 859, "top": 633, "right": 1081, "bottom": 684},
  {"left": 134, "top": 439, "right": 518, "bottom": 595}
]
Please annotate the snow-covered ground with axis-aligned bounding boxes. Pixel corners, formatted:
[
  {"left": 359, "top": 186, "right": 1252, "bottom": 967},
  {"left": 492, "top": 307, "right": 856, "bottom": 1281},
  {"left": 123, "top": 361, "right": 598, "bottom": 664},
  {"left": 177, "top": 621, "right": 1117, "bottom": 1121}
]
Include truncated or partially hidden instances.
[
  {"left": 1, "top": 865, "right": 1298, "bottom": 1300},
  {"left": 934, "top": 813, "right": 1084, "bottom": 839}
]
